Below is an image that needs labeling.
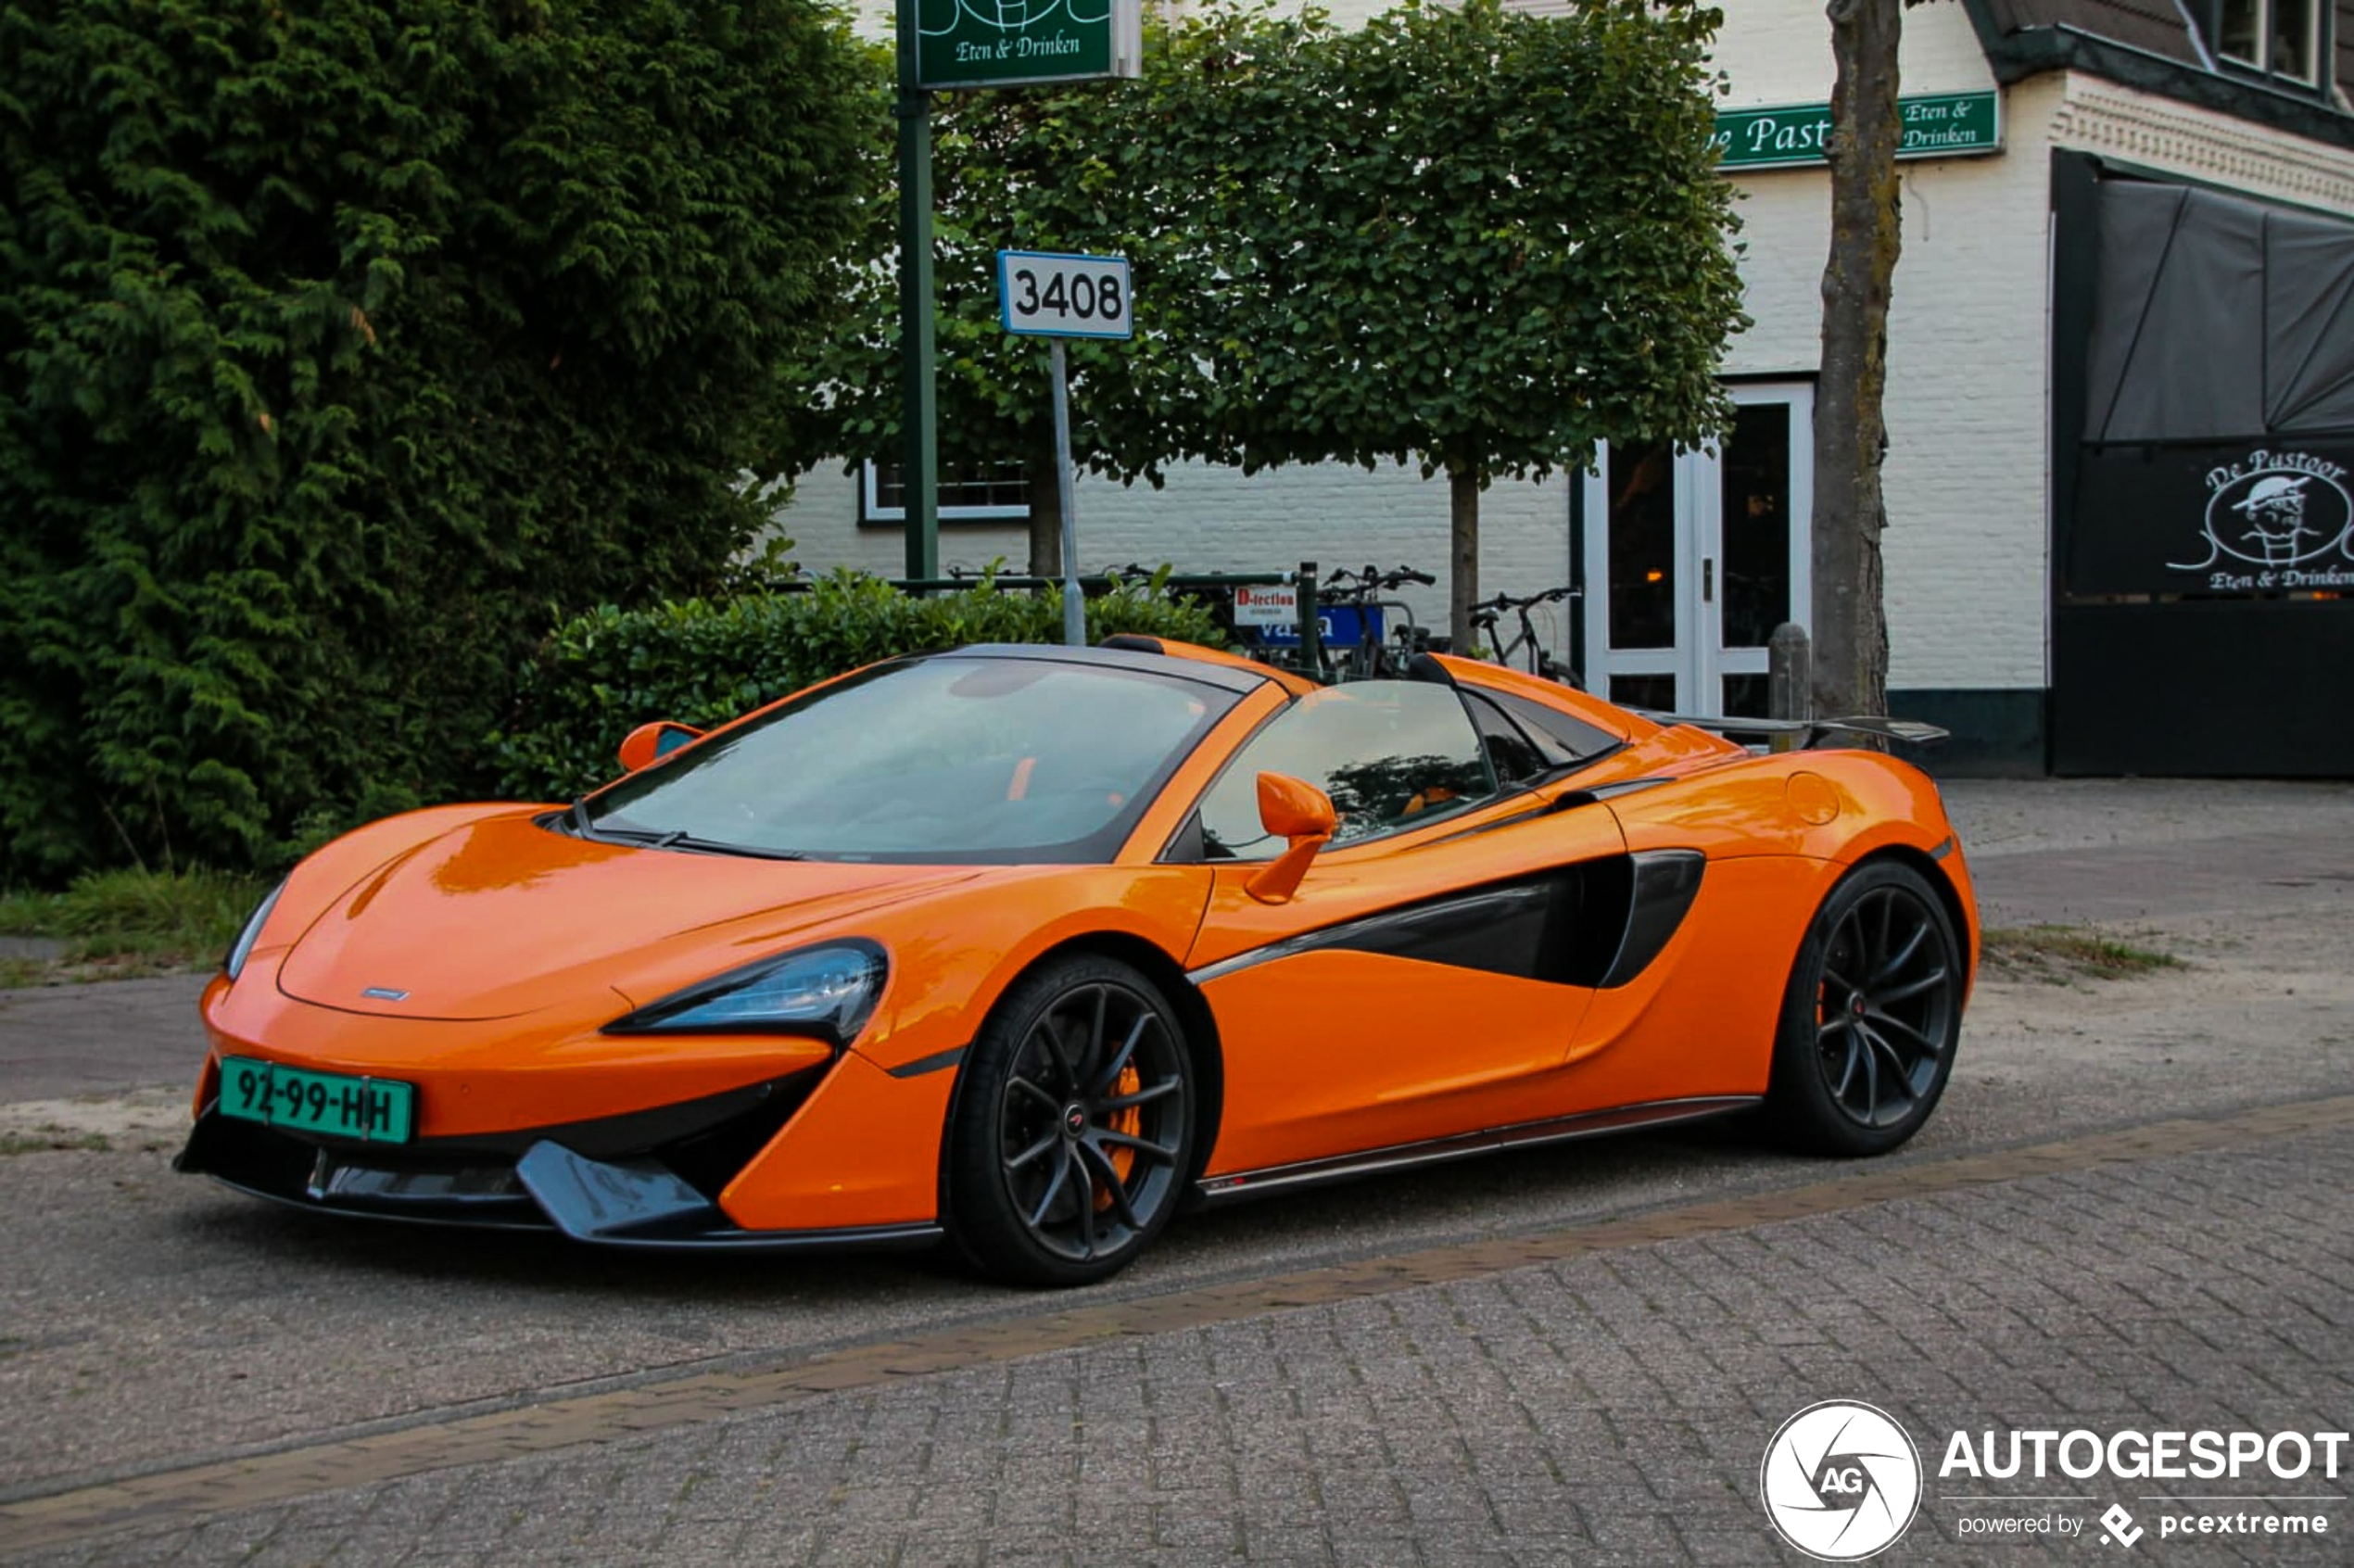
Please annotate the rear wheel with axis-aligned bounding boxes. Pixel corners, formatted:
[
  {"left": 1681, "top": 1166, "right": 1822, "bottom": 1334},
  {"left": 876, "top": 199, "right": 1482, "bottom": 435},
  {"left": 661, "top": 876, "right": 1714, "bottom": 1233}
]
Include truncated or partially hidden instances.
[
  {"left": 1766, "top": 862, "right": 1962, "bottom": 1156},
  {"left": 947, "top": 955, "right": 1194, "bottom": 1287}
]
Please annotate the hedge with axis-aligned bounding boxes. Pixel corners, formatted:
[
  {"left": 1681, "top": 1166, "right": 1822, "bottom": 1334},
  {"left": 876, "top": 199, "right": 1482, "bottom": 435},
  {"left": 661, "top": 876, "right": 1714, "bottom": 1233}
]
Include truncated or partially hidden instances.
[
  {"left": 0, "top": 0, "right": 879, "bottom": 881},
  {"left": 489, "top": 574, "right": 1232, "bottom": 802}
]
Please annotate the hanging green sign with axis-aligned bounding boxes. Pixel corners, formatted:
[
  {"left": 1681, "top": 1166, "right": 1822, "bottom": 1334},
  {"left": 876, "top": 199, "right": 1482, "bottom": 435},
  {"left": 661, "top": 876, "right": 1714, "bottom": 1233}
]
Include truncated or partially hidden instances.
[
  {"left": 914, "top": 0, "right": 1143, "bottom": 90},
  {"left": 1713, "top": 90, "right": 2002, "bottom": 171}
]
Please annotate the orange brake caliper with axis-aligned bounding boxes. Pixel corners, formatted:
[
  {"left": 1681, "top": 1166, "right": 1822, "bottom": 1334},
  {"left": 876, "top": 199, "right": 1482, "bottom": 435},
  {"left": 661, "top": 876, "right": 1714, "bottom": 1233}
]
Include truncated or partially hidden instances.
[{"left": 1095, "top": 1064, "right": 1142, "bottom": 1211}]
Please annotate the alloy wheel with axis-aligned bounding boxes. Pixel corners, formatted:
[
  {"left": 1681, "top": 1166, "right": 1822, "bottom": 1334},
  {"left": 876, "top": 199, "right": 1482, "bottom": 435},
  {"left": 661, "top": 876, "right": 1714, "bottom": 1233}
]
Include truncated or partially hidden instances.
[
  {"left": 1812, "top": 884, "right": 1956, "bottom": 1130},
  {"left": 993, "top": 980, "right": 1186, "bottom": 1263}
]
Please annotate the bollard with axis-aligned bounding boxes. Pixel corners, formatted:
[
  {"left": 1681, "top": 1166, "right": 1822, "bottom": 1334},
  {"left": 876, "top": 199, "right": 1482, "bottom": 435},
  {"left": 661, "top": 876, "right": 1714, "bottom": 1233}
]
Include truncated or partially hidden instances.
[
  {"left": 1767, "top": 623, "right": 1812, "bottom": 753},
  {"left": 1297, "top": 562, "right": 1323, "bottom": 682}
]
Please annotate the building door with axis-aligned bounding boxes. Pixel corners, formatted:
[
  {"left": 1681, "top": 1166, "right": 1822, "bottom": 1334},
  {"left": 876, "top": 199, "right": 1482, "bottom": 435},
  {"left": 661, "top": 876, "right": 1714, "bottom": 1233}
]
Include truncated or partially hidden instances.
[{"left": 1581, "top": 385, "right": 1813, "bottom": 716}]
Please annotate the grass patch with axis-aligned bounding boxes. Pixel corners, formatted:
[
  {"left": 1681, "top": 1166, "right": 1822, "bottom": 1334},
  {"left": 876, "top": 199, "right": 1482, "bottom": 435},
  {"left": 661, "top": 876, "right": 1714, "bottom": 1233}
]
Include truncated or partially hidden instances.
[
  {"left": 1982, "top": 924, "right": 2183, "bottom": 983},
  {"left": 0, "top": 867, "right": 267, "bottom": 984},
  {"left": 0, "top": 1130, "right": 112, "bottom": 1156},
  {"left": 0, "top": 956, "right": 52, "bottom": 989}
]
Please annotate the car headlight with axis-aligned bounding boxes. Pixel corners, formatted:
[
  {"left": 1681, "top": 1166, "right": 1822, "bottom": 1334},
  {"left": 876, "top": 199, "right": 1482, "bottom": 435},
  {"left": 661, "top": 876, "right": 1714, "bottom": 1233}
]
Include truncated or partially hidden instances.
[
  {"left": 604, "top": 941, "right": 887, "bottom": 1044},
  {"left": 222, "top": 879, "right": 287, "bottom": 982}
]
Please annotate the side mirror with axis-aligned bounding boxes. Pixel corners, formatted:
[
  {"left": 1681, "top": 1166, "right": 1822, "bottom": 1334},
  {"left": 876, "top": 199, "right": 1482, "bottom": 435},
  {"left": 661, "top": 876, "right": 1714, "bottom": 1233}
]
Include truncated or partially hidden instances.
[
  {"left": 1245, "top": 772, "right": 1335, "bottom": 904},
  {"left": 617, "top": 721, "right": 704, "bottom": 773}
]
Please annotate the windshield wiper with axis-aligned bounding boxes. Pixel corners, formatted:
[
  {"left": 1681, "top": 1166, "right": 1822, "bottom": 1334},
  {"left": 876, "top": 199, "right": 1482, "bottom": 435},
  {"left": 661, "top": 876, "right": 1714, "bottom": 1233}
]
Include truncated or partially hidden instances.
[
  {"left": 661, "top": 832, "right": 806, "bottom": 861},
  {"left": 589, "top": 822, "right": 807, "bottom": 861}
]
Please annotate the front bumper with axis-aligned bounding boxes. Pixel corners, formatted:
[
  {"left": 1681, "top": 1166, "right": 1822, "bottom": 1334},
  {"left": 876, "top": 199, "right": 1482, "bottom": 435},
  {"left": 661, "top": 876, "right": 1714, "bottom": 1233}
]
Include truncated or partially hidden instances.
[
  {"left": 174, "top": 1077, "right": 942, "bottom": 1252},
  {"left": 192, "top": 935, "right": 975, "bottom": 1240}
]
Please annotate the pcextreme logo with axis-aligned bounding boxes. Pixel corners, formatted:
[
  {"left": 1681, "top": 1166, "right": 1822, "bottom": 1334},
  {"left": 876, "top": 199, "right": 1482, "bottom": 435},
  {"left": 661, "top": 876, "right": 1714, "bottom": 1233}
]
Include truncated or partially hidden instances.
[{"left": 1761, "top": 1400, "right": 1924, "bottom": 1561}]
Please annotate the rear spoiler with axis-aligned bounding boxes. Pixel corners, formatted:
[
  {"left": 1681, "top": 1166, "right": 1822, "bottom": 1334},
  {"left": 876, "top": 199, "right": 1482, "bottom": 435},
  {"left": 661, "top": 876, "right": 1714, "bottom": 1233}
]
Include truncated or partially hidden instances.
[{"left": 1632, "top": 712, "right": 1950, "bottom": 749}]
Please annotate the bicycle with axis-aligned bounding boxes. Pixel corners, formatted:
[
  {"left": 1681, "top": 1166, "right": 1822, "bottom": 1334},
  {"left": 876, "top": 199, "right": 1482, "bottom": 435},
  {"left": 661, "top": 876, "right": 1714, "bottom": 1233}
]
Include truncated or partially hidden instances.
[
  {"left": 1470, "top": 586, "right": 1581, "bottom": 687},
  {"left": 1319, "top": 563, "right": 1436, "bottom": 681}
]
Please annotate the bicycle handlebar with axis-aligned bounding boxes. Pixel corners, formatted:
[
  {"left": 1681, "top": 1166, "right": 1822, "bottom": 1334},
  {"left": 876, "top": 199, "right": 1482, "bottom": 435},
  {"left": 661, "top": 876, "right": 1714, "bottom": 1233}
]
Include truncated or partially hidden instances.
[
  {"left": 1475, "top": 585, "right": 1579, "bottom": 613},
  {"left": 1324, "top": 563, "right": 1436, "bottom": 594}
]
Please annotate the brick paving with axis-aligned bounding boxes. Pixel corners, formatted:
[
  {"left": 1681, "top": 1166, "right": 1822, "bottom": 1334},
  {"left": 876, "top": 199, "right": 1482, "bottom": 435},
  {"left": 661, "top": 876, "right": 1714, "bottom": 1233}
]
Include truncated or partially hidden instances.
[{"left": 12, "top": 1098, "right": 2350, "bottom": 1565}]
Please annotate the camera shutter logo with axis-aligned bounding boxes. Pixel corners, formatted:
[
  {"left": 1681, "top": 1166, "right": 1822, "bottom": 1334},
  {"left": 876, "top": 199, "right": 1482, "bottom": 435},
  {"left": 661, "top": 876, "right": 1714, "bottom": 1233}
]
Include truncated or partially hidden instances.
[{"left": 1760, "top": 1400, "right": 1923, "bottom": 1561}]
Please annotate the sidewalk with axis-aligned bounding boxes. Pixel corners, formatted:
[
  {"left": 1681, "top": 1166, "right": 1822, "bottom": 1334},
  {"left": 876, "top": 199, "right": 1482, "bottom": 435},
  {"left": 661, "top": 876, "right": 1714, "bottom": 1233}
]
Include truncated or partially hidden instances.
[{"left": 1942, "top": 777, "right": 2354, "bottom": 926}]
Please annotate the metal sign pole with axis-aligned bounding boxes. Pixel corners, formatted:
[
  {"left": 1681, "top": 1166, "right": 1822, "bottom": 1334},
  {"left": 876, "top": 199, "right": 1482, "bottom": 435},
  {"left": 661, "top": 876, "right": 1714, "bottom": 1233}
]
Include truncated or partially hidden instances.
[
  {"left": 1051, "top": 339, "right": 1083, "bottom": 647},
  {"left": 895, "top": 0, "right": 938, "bottom": 581}
]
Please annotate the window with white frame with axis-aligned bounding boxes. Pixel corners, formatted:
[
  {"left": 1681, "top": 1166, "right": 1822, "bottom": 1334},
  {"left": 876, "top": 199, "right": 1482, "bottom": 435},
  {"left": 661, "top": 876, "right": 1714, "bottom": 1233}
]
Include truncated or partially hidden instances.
[
  {"left": 861, "top": 459, "right": 1030, "bottom": 524},
  {"left": 2212, "top": 0, "right": 2322, "bottom": 84}
]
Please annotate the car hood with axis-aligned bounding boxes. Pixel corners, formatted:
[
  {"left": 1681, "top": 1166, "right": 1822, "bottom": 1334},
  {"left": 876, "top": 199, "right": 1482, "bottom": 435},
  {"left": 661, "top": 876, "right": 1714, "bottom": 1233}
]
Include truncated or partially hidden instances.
[{"left": 277, "top": 813, "right": 977, "bottom": 1020}]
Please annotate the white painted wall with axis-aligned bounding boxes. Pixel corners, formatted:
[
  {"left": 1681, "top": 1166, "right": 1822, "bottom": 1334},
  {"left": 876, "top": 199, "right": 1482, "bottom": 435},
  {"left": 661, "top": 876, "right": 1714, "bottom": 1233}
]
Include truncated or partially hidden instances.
[
  {"left": 773, "top": 455, "right": 1569, "bottom": 642},
  {"left": 1734, "top": 71, "right": 2064, "bottom": 693},
  {"left": 1713, "top": 0, "right": 1995, "bottom": 107}
]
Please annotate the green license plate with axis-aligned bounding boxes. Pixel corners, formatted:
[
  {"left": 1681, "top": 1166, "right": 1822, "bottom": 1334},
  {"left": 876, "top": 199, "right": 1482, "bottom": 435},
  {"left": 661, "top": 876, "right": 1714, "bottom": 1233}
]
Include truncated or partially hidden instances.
[{"left": 218, "top": 1056, "right": 415, "bottom": 1143}]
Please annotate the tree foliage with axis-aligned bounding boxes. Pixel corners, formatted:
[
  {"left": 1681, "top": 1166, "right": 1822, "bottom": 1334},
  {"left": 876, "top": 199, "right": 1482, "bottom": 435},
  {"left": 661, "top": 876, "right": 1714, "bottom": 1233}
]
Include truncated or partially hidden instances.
[
  {"left": 791, "top": 0, "right": 1747, "bottom": 639},
  {"left": 778, "top": 16, "right": 1243, "bottom": 570},
  {"left": 0, "top": 0, "right": 879, "bottom": 880}
]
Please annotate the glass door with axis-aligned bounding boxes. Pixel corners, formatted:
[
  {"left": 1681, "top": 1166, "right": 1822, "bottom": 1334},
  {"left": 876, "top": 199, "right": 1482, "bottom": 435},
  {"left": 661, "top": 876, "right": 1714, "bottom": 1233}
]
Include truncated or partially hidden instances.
[{"left": 1581, "top": 384, "right": 1812, "bottom": 717}]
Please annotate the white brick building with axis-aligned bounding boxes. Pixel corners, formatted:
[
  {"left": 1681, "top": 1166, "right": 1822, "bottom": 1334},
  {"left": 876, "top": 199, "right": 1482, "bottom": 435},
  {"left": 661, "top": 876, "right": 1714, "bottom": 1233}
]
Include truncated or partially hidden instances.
[{"left": 779, "top": 0, "right": 2354, "bottom": 775}]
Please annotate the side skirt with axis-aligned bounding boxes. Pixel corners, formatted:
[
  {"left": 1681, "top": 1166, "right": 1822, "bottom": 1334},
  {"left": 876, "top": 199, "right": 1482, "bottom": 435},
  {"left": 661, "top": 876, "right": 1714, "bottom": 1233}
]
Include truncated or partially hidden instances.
[{"left": 1190, "top": 1095, "right": 1761, "bottom": 1206}]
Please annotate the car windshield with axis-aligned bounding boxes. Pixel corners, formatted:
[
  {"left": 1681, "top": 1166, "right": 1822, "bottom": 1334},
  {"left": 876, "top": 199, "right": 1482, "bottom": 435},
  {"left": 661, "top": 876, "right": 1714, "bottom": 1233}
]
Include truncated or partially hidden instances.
[{"left": 582, "top": 655, "right": 1240, "bottom": 864}]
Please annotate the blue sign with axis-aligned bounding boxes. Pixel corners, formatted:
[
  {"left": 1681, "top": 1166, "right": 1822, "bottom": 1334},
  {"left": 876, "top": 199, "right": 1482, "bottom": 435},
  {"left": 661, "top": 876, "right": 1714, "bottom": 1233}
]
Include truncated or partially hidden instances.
[{"left": 1248, "top": 605, "right": 1385, "bottom": 648}]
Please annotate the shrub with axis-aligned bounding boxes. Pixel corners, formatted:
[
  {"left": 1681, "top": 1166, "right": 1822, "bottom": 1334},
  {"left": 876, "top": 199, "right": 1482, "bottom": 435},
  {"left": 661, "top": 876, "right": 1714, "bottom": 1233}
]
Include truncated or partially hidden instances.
[
  {"left": 0, "top": 0, "right": 880, "bottom": 882},
  {"left": 490, "top": 574, "right": 1231, "bottom": 801},
  {"left": 0, "top": 866, "right": 268, "bottom": 967}
]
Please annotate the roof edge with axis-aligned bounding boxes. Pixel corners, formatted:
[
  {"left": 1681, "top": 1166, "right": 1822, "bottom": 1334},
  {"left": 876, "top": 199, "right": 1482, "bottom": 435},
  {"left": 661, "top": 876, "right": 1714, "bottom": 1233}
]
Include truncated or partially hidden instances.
[{"left": 1968, "top": 13, "right": 2354, "bottom": 151}]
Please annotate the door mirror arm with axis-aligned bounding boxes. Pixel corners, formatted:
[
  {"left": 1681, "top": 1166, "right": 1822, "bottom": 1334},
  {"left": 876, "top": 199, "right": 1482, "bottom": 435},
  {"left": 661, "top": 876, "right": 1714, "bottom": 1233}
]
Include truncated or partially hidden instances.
[{"left": 1244, "top": 772, "right": 1336, "bottom": 904}]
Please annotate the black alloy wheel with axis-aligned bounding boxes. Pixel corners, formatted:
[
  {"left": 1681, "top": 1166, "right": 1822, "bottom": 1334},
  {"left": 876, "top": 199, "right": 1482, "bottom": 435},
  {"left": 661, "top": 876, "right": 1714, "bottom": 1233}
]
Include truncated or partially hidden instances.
[
  {"left": 948, "top": 955, "right": 1194, "bottom": 1286},
  {"left": 1767, "top": 861, "right": 1964, "bottom": 1157}
]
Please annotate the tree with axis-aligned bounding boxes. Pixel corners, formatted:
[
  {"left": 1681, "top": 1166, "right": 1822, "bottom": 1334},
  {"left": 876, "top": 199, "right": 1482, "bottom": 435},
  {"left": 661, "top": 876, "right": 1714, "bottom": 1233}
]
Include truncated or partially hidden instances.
[
  {"left": 778, "top": 15, "right": 1270, "bottom": 576},
  {"left": 1812, "top": 0, "right": 1941, "bottom": 718},
  {"left": 1200, "top": 0, "right": 1745, "bottom": 648},
  {"left": 0, "top": 0, "right": 877, "bottom": 879},
  {"left": 790, "top": 1, "right": 1748, "bottom": 640}
]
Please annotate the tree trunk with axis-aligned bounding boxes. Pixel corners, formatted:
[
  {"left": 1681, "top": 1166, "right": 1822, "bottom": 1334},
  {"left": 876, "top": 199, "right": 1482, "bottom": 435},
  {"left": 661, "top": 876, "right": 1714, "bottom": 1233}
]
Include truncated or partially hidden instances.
[
  {"left": 1811, "top": 0, "right": 1903, "bottom": 721},
  {"left": 1449, "top": 465, "right": 1479, "bottom": 651},
  {"left": 1026, "top": 422, "right": 1062, "bottom": 577}
]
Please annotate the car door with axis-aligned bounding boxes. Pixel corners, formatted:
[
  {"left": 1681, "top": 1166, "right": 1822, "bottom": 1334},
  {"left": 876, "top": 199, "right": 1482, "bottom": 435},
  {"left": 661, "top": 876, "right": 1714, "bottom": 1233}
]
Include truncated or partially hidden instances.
[{"left": 1174, "top": 680, "right": 1630, "bottom": 1179}]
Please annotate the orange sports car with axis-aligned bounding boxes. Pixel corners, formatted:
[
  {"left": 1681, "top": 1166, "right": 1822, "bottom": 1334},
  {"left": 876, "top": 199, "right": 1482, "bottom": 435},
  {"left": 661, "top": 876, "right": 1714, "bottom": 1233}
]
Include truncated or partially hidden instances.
[{"left": 178, "top": 639, "right": 1977, "bottom": 1286}]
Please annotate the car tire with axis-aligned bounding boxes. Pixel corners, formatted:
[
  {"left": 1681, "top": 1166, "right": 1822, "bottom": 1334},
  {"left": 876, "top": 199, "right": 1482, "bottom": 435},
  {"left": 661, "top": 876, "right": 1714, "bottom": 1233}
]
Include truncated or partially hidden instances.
[
  {"left": 1766, "top": 861, "right": 1963, "bottom": 1157},
  {"left": 947, "top": 955, "right": 1195, "bottom": 1287}
]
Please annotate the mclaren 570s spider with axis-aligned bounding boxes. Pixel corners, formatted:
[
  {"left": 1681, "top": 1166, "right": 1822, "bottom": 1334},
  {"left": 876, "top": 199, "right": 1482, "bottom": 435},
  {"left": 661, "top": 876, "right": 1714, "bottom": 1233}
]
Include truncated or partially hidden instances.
[{"left": 180, "top": 638, "right": 1977, "bottom": 1285}]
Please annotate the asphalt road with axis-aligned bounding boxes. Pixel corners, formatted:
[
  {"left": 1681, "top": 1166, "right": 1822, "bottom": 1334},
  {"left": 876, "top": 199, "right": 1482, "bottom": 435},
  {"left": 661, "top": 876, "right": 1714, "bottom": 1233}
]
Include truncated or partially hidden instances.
[{"left": 0, "top": 777, "right": 2348, "bottom": 1563}]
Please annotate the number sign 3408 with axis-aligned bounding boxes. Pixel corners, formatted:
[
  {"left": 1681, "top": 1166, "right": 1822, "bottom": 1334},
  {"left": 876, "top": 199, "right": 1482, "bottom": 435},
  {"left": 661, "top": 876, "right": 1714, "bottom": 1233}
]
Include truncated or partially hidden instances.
[{"left": 997, "top": 251, "right": 1134, "bottom": 340}]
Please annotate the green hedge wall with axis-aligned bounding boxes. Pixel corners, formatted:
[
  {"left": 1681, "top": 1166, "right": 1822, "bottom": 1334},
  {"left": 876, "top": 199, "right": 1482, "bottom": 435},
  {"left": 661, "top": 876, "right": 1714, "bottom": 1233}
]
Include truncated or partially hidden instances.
[
  {"left": 0, "top": 0, "right": 878, "bottom": 881},
  {"left": 489, "top": 575, "right": 1232, "bottom": 802}
]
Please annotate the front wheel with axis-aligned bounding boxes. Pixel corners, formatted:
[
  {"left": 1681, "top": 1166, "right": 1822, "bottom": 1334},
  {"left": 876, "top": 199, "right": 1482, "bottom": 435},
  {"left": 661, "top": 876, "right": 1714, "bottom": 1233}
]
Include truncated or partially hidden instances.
[
  {"left": 947, "top": 955, "right": 1195, "bottom": 1287},
  {"left": 1766, "top": 862, "right": 1963, "bottom": 1157}
]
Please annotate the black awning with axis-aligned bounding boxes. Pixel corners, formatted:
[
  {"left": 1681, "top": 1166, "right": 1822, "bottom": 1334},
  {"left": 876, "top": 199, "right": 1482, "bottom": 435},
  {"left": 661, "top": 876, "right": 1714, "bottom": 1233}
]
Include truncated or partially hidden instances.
[{"left": 2083, "top": 179, "right": 2354, "bottom": 445}]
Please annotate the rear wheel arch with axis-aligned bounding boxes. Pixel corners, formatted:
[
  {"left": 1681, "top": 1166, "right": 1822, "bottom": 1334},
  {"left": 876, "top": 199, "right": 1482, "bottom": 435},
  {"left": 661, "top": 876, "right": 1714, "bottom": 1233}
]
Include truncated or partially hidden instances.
[{"left": 1849, "top": 844, "right": 1975, "bottom": 974}]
